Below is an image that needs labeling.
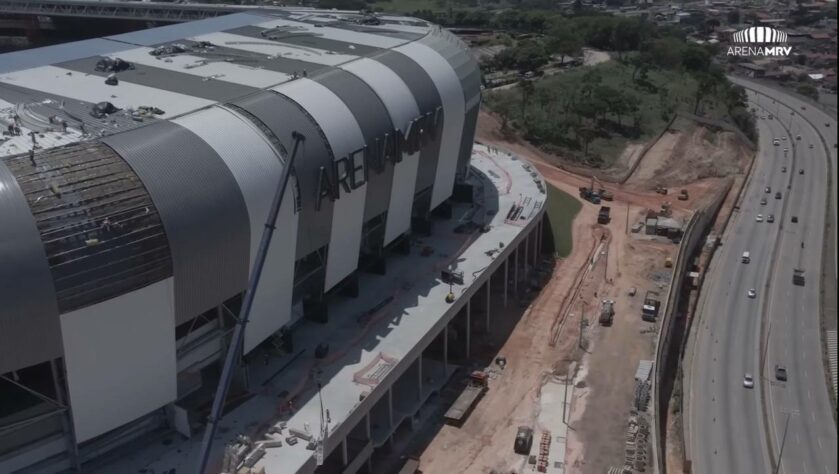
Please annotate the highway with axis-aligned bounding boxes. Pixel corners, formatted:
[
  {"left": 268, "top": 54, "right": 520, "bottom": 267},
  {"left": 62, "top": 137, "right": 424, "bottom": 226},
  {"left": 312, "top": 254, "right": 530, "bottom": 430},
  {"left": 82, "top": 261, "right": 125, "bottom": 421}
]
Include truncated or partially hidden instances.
[
  {"left": 689, "top": 98, "right": 782, "bottom": 474},
  {"left": 689, "top": 80, "right": 837, "bottom": 473},
  {"left": 751, "top": 87, "right": 838, "bottom": 474}
]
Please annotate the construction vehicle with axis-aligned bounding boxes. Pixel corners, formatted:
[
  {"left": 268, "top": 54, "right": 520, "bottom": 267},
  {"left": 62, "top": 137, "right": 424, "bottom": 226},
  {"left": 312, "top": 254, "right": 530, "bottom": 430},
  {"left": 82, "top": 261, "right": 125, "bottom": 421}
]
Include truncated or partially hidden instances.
[
  {"left": 597, "top": 206, "right": 612, "bottom": 224},
  {"left": 793, "top": 269, "right": 805, "bottom": 286},
  {"left": 678, "top": 189, "right": 689, "bottom": 201},
  {"left": 642, "top": 290, "right": 661, "bottom": 321},
  {"left": 592, "top": 175, "right": 613, "bottom": 201},
  {"left": 664, "top": 256, "right": 673, "bottom": 268},
  {"left": 444, "top": 371, "right": 489, "bottom": 425},
  {"left": 599, "top": 299, "right": 615, "bottom": 326},
  {"left": 660, "top": 201, "right": 672, "bottom": 217},
  {"left": 578, "top": 185, "right": 601, "bottom": 204},
  {"left": 514, "top": 426, "right": 534, "bottom": 454},
  {"left": 655, "top": 185, "right": 668, "bottom": 195}
]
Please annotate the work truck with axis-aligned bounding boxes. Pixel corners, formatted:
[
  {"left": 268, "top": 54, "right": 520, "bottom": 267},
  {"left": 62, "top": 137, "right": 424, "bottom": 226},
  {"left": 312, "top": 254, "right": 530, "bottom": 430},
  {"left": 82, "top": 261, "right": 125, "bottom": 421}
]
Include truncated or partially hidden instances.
[
  {"left": 599, "top": 300, "right": 615, "bottom": 326},
  {"left": 597, "top": 206, "right": 611, "bottom": 224},
  {"left": 444, "top": 371, "right": 488, "bottom": 425},
  {"left": 642, "top": 291, "right": 661, "bottom": 321}
]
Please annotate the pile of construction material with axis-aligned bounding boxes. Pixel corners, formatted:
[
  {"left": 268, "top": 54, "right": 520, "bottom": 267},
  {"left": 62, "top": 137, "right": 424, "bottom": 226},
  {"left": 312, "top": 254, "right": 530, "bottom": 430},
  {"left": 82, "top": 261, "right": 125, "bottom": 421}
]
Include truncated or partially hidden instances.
[
  {"left": 623, "top": 414, "right": 650, "bottom": 472},
  {"left": 220, "top": 427, "right": 286, "bottom": 474},
  {"left": 535, "top": 430, "right": 552, "bottom": 473},
  {"left": 633, "top": 379, "right": 651, "bottom": 412}
]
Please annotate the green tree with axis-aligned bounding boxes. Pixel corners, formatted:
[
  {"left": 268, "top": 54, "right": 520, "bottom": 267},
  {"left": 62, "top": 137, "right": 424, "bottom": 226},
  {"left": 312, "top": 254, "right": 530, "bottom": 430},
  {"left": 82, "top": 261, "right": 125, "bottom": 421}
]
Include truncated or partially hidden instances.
[
  {"left": 547, "top": 19, "right": 584, "bottom": 65},
  {"left": 796, "top": 83, "right": 819, "bottom": 101},
  {"left": 682, "top": 44, "right": 712, "bottom": 72},
  {"left": 519, "top": 78, "right": 536, "bottom": 118},
  {"left": 649, "top": 37, "right": 684, "bottom": 70}
]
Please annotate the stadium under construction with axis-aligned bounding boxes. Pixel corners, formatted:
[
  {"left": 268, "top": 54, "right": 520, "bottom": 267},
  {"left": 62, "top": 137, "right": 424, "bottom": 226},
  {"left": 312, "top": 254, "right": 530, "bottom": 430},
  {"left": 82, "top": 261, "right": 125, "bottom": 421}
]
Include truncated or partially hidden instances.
[{"left": 0, "top": 8, "right": 548, "bottom": 473}]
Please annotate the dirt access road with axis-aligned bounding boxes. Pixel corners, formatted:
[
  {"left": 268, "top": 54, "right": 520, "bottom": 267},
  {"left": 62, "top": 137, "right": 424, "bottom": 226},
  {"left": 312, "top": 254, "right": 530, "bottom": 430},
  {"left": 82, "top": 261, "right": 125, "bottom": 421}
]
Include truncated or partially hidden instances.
[{"left": 417, "top": 111, "right": 752, "bottom": 474}]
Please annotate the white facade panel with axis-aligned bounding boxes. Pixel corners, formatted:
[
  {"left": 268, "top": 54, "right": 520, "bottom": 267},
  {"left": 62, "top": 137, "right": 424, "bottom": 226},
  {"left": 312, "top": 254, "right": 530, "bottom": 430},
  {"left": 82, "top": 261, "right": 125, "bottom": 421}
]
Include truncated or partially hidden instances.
[
  {"left": 0, "top": 66, "right": 213, "bottom": 118},
  {"left": 338, "top": 58, "right": 422, "bottom": 245},
  {"left": 173, "top": 106, "right": 299, "bottom": 354},
  {"left": 109, "top": 47, "right": 292, "bottom": 88},
  {"left": 394, "top": 42, "right": 466, "bottom": 209},
  {"left": 194, "top": 32, "right": 358, "bottom": 66},
  {"left": 60, "top": 278, "right": 177, "bottom": 443},
  {"left": 272, "top": 79, "right": 366, "bottom": 291}
]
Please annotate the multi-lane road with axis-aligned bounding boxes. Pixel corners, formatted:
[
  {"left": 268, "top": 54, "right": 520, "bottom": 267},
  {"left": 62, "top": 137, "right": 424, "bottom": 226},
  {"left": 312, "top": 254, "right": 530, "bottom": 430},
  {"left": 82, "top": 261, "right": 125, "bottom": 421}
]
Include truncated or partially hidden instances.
[{"left": 689, "top": 79, "right": 837, "bottom": 474}]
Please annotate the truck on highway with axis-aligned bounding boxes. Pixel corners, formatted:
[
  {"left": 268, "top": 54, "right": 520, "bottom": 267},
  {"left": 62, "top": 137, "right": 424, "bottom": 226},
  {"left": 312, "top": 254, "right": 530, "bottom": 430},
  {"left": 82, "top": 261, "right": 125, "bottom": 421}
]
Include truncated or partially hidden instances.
[
  {"left": 741, "top": 251, "right": 750, "bottom": 264},
  {"left": 793, "top": 269, "right": 805, "bottom": 286},
  {"left": 597, "top": 206, "right": 611, "bottom": 224},
  {"left": 444, "top": 371, "right": 488, "bottom": 425},
  {"left": 642, "top": 291, "right": 661, "bottom": 321}
]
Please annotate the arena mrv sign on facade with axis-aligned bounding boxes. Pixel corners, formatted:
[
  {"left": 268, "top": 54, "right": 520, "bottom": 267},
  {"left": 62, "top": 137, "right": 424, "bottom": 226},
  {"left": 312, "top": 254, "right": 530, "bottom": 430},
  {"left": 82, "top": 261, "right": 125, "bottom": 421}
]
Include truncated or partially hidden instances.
[{"left": 727, "top": 26, "right": 792, "bottom": 57}]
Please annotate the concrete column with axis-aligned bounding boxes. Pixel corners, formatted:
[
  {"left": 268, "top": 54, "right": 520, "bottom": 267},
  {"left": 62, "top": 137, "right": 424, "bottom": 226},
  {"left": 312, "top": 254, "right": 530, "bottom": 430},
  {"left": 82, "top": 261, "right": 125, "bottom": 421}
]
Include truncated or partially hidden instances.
[
  {"left": 365, "top": 413, "right": 372, "bottom": 472},
  {"left": 342, "top": 437, "right": 348, "bottom": 466},
  {"left": 485, "top": 278, "right": 491, "bottom": 330},
  {"left": 388, "top": 387, "right": 394, "bottom": 430},
  {"left": 417, "top": 355, "right": 423, "bottom": 402},
  {"left": 514, "top": 245, "right": 519, "bottom": 295},
  {"left": 52, "top": 360, "right": 81, "bottom": 472},
  {"left": 503, "top": 258, "right": 509, "bottom": 308},
  {"left": 443, "top": 325, "right": 449, "bottom": 375},
  {"left": 525, "top": 232, "right": 530, "bottom": 273},
  {"left": 465, "top": 306, "right": 471, "bottom": 358}
]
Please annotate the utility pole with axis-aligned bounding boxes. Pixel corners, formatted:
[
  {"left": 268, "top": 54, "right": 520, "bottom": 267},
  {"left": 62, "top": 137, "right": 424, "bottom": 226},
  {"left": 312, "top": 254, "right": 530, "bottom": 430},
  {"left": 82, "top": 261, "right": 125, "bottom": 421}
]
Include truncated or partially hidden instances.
[{"left": 774, "top": 412, "right": 791, "bottom": 474}]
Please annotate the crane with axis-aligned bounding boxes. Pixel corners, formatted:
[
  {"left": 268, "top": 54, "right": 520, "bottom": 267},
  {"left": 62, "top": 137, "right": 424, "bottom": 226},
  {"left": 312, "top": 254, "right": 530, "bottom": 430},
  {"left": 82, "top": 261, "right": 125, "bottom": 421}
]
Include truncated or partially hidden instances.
[{"left": 196, "top": 131, "right": 305, "bottom": 474}]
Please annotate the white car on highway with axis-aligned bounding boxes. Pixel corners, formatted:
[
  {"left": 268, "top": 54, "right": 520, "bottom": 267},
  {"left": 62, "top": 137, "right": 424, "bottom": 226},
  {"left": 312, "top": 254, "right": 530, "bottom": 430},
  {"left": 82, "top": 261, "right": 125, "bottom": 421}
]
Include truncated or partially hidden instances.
[
  {"left": 748, "top": 288, "right": 757, "bottom": 298},
  {"left": 756, "top": 214, "right": 764, "bottom": 222},
  {"left": 743, "top": 373, "right": 755, "bottom": 389}
]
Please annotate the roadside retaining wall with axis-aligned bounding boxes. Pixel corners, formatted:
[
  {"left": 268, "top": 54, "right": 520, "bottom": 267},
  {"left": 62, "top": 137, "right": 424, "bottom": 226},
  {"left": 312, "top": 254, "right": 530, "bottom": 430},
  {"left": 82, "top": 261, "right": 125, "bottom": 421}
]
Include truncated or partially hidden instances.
[{"left": 651, "top": 179, "right": 732, "bottom": 474}]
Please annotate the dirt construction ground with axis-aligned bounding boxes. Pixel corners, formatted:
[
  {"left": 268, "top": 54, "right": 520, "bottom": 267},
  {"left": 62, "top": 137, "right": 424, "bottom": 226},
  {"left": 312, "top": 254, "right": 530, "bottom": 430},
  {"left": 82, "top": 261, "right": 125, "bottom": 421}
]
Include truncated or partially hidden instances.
[{"left": 416, "top": 110, "right": 753, "bottom": 473}]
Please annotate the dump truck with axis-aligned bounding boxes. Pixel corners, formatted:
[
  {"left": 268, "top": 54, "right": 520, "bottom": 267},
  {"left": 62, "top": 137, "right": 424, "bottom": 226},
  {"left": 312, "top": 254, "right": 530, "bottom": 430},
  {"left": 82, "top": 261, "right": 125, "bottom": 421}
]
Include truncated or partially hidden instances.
[
  {"left": 599, "top": 188, "right": 614, "bottom": 201},
  {"left": 678, "top": 189, "right": 689, "bottom": 201},
  {"left": 597, "top": 206, "right": 612, "bottom": 224},
  {"left": 444, "top": 371, "right": 488, "bottom": 425},
  {"left": 514, "top": 426, "right": 534, "bottom": 454},
  {"left": 599, "top": 299, "right": 615, "bottom": 326},
  {"left": 642, "top": 290, "right": 661, "bottom": 321},
  {"left": 793, "top": 269, "right": 805, "bottom": 286}
]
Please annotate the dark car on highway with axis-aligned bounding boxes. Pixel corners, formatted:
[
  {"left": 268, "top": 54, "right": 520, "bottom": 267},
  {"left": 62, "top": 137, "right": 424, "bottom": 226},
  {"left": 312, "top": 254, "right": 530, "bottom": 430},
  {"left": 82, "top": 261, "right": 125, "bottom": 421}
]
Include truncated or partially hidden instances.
[
  {"left": 775, "top": 365, "right": 788, "bottom": 382},
  {"left": 775, "top": 192, "right": 782, "bottom": 199}
]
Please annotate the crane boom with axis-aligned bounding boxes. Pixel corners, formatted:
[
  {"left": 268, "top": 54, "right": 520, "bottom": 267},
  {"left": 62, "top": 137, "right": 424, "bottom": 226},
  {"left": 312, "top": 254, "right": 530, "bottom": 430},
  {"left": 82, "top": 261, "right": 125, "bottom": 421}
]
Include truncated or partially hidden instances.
[{"left": 196, "top": 131, "right": 305, "bottom": 474}]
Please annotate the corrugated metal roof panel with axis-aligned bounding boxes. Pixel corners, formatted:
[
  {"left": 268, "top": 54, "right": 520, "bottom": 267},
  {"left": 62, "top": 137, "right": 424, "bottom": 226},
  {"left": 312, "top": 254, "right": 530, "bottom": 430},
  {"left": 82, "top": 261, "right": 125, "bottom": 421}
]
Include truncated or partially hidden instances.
[
  {"left": 0, "top": 160, "right": 62, "bottom": 374},
  {"left": 230, "top": 91, "right": 335, "bottom": 259},
  {"left": 102, "top": 121, "right": 250, "bottom": 324},
  {"left": 57, "top": 55, "right": 257, "bottom": 102}
]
